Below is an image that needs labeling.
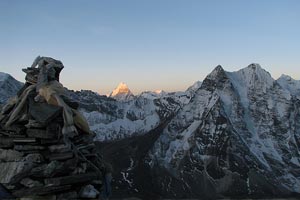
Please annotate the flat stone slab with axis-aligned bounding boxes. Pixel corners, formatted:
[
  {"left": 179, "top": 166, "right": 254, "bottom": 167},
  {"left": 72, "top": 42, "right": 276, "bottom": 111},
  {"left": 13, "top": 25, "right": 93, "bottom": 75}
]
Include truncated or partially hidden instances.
[
  {"left": 14, "top": 145, "right": 45, "bottom": 151},
  {"left": 0, "top": 162, "right": 28, "bottom": 184},
  {"left": 48, "top": 144, "right": 70, "bottom": 153},
  {"left": 13, "top": 185, "right": 71, "bottom": 197},
  {"left": 13, "top": 138, "right": 36, "bottom": 143},
  {"left": 44, "top": 173, "right": 98, "bottom": 186},
  {"left": 47, "top": 152, "right": 73, "bottom": 161},
  {"left": 27, "top": 128, "right": 56, "bottom": 139},
  {"left": 0, "top": 149, "right": 24, "bottom": 162}
]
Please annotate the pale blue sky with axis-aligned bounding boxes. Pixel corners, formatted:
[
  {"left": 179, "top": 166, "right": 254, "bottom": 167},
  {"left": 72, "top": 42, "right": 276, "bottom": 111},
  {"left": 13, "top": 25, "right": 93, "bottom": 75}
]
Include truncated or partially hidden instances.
[{"left": 0, "top": 0, "right": 299, "bottom": 94}]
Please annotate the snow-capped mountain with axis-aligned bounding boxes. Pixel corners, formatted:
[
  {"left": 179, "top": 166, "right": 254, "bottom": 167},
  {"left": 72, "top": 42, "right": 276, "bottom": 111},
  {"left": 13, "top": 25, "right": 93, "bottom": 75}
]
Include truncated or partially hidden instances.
[
  {"left": 143, "top": 64, "right": 300, "bottom": 198},
  {"left": 68, "top": 89, "right": 183, "bottom": 141},
  {"left": 109, "top": 82, "right": 135, "bottom": 101},
  {"left": 140, "top": 91, "right": 189, "bottom": 107},
  {"left": 186, "top": 80, "right": 202, "bottom": 95},
  {"left": 277, "top": 74, "right": 300, "bottom": 98},
  {"left": 0, "top": 72, "right": 23, "bottom": 105},
  {"left": 96, "top": 64, "right": 300, "bottom": 199},
  {"left": 69, "top": 86, "right": 193, "bottom": 141},
  {"left": 0, "top": 74, "right": 186, "bottom": 142},
  {"left": 1, "top": 64, "right": 300, "bottom": 199},
  {"left": 140, "top": 84, "right": 202, "bottom": 107},
  {"left": 140, "top": 90, "right": 167, "bottom": 100}
]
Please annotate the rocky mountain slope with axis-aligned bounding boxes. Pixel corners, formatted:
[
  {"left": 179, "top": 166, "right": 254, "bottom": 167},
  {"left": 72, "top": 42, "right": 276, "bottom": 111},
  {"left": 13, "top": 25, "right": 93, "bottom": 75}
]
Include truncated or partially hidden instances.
[
  {"left": 139, "top": 64, "right": 300, "bottom": 198},
  {"left": 277, "top": 74, "right": 300, "bottom": 98},
  {"left": 0, "top": 72, "right": 23, "bottom": 105},
  {"left": 0, "top": 74, "right": 194, "bottom": 142},
  {"left": 68, "top": 89, "right": 190, "bottom": 141},
  {"left": 98, "top": 64, "right": 300, "bottom": 199},
  {"left": 2, "top": 64, "right": 300, "bottom": 199}
]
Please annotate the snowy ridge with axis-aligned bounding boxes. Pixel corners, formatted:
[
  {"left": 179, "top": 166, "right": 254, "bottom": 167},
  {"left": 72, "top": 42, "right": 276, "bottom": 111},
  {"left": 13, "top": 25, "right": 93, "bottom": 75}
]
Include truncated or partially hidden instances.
[
  {"left": 277, "top": 74, "right": 300, "bottom": 98},
  {"left": 148, "top": 64, "right": 300, "bottom": 196},
  {"left": 186, "top": 80, "right": 202, "bottom": 94},
  {"left": 68, "top": 90, "right": 183, "bottom": 141},
  {"left": 232, "top": 63, "right": 274, "bottom": 90},
  {"left": 83, "top": 97, "right": 160, "bottom": 141},
  {"left": 140, "top": 90, "right": 167, "bottom": 100}
]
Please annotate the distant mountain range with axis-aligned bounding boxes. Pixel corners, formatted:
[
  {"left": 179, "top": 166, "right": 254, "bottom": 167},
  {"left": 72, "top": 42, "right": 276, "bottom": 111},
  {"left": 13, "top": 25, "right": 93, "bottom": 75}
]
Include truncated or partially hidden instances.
[{"left": 1, "top": 64, "right": 300, "bottom": 199}]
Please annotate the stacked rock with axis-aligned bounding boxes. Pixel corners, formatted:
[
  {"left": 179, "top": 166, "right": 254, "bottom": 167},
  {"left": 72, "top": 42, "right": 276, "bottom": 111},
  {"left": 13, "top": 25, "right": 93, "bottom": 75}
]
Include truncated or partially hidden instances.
[{"left": 0, "top": 57, "right": 107, "bottom": 199}]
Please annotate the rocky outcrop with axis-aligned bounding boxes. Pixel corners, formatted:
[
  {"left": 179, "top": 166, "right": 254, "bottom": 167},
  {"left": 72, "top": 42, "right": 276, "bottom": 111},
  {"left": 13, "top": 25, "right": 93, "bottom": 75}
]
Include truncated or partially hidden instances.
[{"left": 0, "top": 57, "right": 108, "bottom": 199}]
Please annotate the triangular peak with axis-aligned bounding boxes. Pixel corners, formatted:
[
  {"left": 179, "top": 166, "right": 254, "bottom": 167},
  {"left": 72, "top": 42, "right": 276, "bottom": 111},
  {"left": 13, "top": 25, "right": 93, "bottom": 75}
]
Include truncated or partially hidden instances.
[
  {"left": 110, "top": 82, "right": 132, "bottom": 96},
  {"left": 231, "top": 63, "right": 274, "bottom": 87},
  {"left": 247, "top": 63, "right": 262, "bottom": 70},
  {"left": 215, "top": 64, "right": 224, "bottom": 70},
  {"left": 223, "top": 64, "right": 275, "bottom": 100},
  {"left": 200, "top": 65, "right": 229, "bottom": 91},
  {"left": 205, "top": 65, "right": 226, "bottom": 79},
  {"left": 212, "top": 65, "right": 225, "bottom": 74},
  {"left": 240, "top": 63, "right": 272, "bottom": 79},
  {"left": 109, "top": 82, "right": 134, "bottom": 101},
  {"left": 117, "top": 82, "right": 128, "bottom": 88}
]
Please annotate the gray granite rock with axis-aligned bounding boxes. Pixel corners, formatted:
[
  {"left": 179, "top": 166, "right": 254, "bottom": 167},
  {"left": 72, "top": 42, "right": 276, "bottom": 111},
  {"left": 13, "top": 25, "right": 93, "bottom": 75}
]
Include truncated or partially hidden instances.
[
  {"left": 0, "top": 149, "right": 24, "bottom": 162},
  {"left": 0, "top": 162, "right": 32, "bottom": 184}
]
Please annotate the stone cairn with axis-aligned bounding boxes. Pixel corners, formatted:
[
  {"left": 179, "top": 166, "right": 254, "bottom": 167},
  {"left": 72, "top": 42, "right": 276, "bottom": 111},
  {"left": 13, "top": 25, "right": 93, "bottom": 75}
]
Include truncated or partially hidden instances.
[{"left": 0, "top": 57, "right": 108, "bottom": 199}]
